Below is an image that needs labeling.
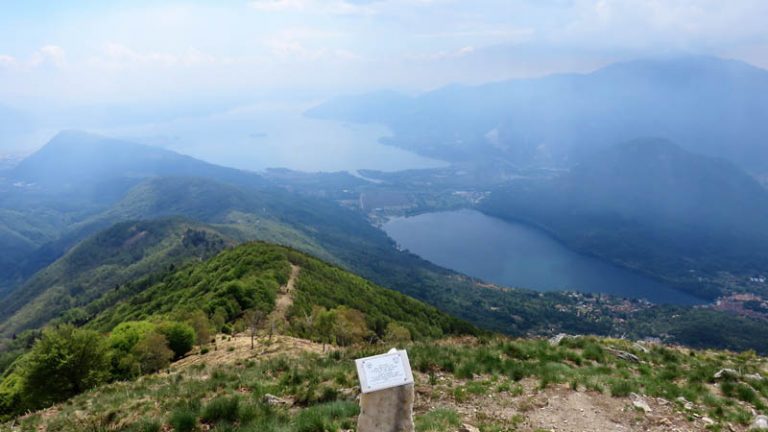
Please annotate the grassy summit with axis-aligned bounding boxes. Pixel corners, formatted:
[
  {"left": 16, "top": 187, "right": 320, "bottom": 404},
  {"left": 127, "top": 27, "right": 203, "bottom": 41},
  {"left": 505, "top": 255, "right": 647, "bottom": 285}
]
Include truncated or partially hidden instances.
[{"left": 5, "top": 334, "right": 768, "bottom": 431}]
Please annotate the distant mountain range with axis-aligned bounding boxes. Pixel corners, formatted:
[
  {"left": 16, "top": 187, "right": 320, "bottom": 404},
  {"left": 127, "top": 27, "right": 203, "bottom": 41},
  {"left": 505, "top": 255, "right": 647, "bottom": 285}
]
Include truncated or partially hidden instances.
[
  {"left": 309, "top": 56, "right": 768, "bottom": 173},
  {"left": 3, "top": 129, "right": 768, "bottom": 354},
  {"left": 481, "top": 138, "right": 768, "bottom": 298},
  {"left": 0, "top": 131, "right": 386, "bottom": 295},
  {"left": 0, "top": 131, "right": 262, "bottom": 291},
  {"left": 0, "top": 131, "right": 609, "bottom": 343},
  {"left": 10, "top": 130, "right": 266, "bottom": 193}
]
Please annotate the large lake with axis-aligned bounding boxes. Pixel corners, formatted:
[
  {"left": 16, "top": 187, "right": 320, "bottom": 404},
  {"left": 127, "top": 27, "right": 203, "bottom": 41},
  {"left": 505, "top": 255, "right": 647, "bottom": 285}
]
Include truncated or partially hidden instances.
[
  {"left": 383, "top": 209, "right": 706, "bottom": 305},
  {"left": 102, "top": 103, "right": 446, "bottom": 173}
]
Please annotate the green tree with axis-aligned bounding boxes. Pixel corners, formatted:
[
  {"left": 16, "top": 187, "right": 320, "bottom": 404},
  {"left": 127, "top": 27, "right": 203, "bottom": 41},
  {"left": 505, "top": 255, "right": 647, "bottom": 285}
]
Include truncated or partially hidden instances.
[
  {"left": 186, "top": 310, "right": 212, "bottom": 348},
  {"left": 335, "top": 307, "right": 370, "bottom": 346},
  {"left": 384, "top": 322, "right": 412, "bottom": 345},
  {"left": 133, "top": 332, "right": 173, "bottom": 374},
  {"left": 108, "top": 321, "right": 156, "bottom": 353},
  {"left": 312, "top": 306, "right": 338, "bottom": 352},
  {"left": 21, "top": 325, "right": 109, "bottom": 408},
  {"left": 157, "top": 322, "right": 196, "bottom": 360},
  {"left": 212, "top": 307, "right": 228, "bottom": 333},
  {"left": 0, "top": 371, "right": 24, "bottom": 415}
]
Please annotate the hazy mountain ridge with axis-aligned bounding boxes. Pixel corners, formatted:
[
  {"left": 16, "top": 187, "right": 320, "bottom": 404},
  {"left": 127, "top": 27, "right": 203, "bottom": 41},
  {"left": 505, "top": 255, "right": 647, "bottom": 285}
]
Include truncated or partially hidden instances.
[
  {"left": 10, "top": 130, "right": 267, "bottom": 192},
  {"left": 0, "top": 218, "right": 232, "bottom": 339},
  {"left": 3, "top": 132, "right": 768, "bottom": 358},
  {"left": 309, "top": 56, "right": 768, "bottom": 172},
  {"left": 0, "top": 131, "right": 270, "bottom": 291},
  {"left": 0, "top": 134, "right": 495, "bottom": 340},
  {"left": 481, "top": 138, "right": 768, "bottom": 298}
]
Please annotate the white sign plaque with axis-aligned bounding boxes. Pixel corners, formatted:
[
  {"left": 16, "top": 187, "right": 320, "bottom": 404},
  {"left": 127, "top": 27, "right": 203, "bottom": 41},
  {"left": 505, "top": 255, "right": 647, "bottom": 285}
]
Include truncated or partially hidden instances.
[{"left": 355, "top": 349, "right": 414, "bottom": 394}]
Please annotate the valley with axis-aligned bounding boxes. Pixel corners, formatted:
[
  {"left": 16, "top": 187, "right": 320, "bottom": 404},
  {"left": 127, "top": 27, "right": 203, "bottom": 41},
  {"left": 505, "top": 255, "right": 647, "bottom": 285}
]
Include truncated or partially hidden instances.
[
  {"left": 2, "top": 130, "right": 768, "bottom": 430},
  {"left": 3, "top": 130, "right": 768, "bottom": 357}
]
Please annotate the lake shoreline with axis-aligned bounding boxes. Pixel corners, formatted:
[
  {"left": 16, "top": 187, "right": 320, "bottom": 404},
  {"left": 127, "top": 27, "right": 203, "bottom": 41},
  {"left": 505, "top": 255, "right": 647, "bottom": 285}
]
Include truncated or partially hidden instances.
[{"left": 382, "top": 209, "right": 709, "bottom": 306}]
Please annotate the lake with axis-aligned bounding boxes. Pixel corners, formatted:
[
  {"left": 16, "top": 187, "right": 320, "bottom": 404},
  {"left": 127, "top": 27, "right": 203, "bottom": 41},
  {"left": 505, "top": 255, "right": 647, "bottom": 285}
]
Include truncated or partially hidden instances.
[
  {"left": 103, "top": 103, "right": 446, "bottom": 173},
  {"left": 383, "top": 209, "right": 706, "bottom": 305}
]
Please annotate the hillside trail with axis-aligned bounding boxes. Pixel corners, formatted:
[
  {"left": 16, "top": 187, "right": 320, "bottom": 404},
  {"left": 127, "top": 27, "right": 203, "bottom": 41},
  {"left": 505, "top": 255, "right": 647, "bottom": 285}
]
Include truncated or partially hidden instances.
[
  {"left": 269, "top": 264, "right": 300, "bottom": 326},
  {"left": 414, "top": 374, "right": 716, "bottom": 432},
  {"left": 172, "top": 264, "right": 317, "bottom": 369}
]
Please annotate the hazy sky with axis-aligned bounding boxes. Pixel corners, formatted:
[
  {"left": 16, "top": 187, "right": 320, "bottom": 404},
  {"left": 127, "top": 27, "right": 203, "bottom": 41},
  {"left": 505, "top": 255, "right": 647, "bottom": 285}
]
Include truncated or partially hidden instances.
[{"left": 1, "top": 0, "right": 767, "bottom": 108}]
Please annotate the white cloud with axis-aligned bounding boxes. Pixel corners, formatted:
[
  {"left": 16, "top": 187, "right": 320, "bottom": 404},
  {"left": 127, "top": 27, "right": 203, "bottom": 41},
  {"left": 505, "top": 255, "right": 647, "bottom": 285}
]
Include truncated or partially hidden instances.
[
  {"left": 266, "top": 39, "right": 324, "bottom": 60},
  {"left": 265, "top": 39, "right": 364, "bottom": 62},
  {"left": 408, "top": 45, "right": 476, "bottom": 61},
  {"left": 551, "top": 0, "right": 768, "bottom": 51},
  {"left": 264, "top": 27, "right": 364, "bottom": 62},
  {"left": 29, "top": 45, "right": 67, "bottom": 68},
  {"left": 0, "top": 55, "right": 17, "bottom": 68},
  {"left": 248, "top": 0, "right": 374, "bottom": 15}
]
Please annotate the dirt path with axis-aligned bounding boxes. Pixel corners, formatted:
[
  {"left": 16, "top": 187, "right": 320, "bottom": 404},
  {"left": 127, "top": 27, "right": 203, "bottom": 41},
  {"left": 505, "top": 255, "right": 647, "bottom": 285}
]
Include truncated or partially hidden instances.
[
  {"left": 523, "top": 386, "right": 717, "bottom": 432},
  {"left": 412, "top": 376, "right": 720, "bottom": 432},
  {"left": 173, "top": 265, "right": 303, "bottom": 369},
  {"left": 269, "top": 264, "right": 300, "bottom": 325}
]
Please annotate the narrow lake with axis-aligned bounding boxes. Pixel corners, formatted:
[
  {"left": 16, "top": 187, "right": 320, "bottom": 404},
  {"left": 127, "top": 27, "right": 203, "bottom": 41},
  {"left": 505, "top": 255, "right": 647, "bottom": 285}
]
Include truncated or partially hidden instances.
[{"left": 383, "top": 209, "right": 706, "bottom": 305}]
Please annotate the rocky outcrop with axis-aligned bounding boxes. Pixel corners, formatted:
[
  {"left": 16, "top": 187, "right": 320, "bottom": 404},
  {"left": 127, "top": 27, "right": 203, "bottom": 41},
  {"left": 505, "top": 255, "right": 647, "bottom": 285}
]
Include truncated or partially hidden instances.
[
  {"left": 630, "top": 393, "right": 652, "bottom": 413},
  {"left": 263, "top": 393, "right": 292, "bottom": 407},
  {"left": 752, "top": 415, "right": 768, "bottom": 430},
  {"left": 713, "top": 368, "right": 739, "bottom": 380},
  {"left": 608, "top": 348, "right": 641, "bottom": 363}
]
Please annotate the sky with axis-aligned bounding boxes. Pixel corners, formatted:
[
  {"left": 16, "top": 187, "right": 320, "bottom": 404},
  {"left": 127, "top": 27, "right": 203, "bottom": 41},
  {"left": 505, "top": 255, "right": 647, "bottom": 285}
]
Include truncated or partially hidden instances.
[
  {"left": 0, "top": 0, "right": 767, "bottom": 158},
  {"left": 1, "top": 0, "right": 767, "bottom": 106}
]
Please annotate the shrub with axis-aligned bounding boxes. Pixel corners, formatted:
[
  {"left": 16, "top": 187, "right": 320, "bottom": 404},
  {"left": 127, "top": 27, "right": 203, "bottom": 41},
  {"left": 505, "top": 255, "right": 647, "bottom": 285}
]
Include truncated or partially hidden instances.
[
  {"left": 158, "top": 322, "right": 196, "bottom": 359},
  {"left": 222, "top": 324, "right": 233, "bottom": 335},
  {"left": 455, "top": 362, "right": 476, "bottom": 379},
  {"left": 506, "top": 362, "right": 528, "bottom": 381},
  {"left": 720, "top": 381, "right": 737, "bottom": 398},
  {"left": 609, "top": 379, "right": 637, "bottom": 397},
  {"left": 21, "top": 325, "right": 110, "bottom": 408},
  {"left": 131, "top": 332, "right": 174, "bottom": 374},
  {"left": 186, "top": 310, "right": 212, "bottom": 347},
  {"left": 735, "top": 383, "right": 761, "bottom": 406},
  {"left": 108, "top": 321, "right": 156, "bottom": 353},
  {"left": 384, "top": 322, "right": 412, "bottom": 345},
  {"left": 583, "top": 343, "right": 606, "bottom": 363},
  {"left": 169, "top": 407, "right": 198, "bottom": 432},
  {"left": 201, "top": 395, "right": 241, "bottom": 423}
]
